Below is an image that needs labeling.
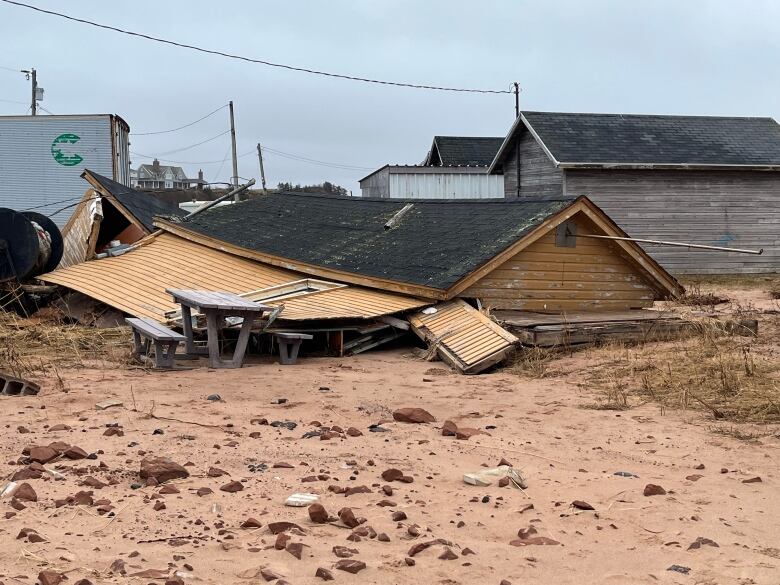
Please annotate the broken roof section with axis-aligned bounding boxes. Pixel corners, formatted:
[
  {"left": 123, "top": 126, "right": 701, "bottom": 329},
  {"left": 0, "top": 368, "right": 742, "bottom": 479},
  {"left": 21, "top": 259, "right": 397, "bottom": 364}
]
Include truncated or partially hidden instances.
[
  {"left": 83, "top": 170, "right": 182, "bottom": 232},
  {"left": 39, "top": 233, "right": 428, "bottom": 322},
  {"left": 156, "top": 193, "right": 578, "bottom": 297}
]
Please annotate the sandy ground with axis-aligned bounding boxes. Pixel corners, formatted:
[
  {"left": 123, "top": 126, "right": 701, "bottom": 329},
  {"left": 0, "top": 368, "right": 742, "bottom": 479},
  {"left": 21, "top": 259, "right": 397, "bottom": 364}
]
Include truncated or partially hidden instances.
[
  {"left": 1, "top": 339, "right": 778, "bottom": 585},
  {"left": 1, "top": 280, "right": 778, "bottom": 584}
]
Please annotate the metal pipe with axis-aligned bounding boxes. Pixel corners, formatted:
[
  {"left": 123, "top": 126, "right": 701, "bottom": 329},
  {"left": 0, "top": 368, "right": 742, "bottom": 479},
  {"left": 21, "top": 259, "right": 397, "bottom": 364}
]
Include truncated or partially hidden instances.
[
  {"left": 183, "top": 179, "right": 255, "bottom": 220},
  {"left": 576, "top": 233, "right": 763, "bottom": 255}
]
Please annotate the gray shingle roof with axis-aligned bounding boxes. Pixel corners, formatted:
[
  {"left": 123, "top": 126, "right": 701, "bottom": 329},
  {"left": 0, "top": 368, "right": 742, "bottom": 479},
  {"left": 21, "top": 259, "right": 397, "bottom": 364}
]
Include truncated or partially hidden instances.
[
  {"left": 170, "top": 192, "right": 576, "bottom": 290},
  {"left": 521, "top": 111, "right": 780, "bottom": 167},
  {"left": 85, "top": 171, "right": 182, "bottom": 232},
  {"left": 428, "top": 136, "right": 504, "bottom": 166}
]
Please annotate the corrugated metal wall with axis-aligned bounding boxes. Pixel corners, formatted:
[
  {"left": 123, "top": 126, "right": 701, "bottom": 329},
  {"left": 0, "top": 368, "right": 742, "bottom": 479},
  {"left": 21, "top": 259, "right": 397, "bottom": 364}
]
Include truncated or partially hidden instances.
[
  {"left": 388, "top": 172, "right": 504, "bottom": 199},
  {"left": 0, "top": 115, "right": 127, "bottom": 226}
]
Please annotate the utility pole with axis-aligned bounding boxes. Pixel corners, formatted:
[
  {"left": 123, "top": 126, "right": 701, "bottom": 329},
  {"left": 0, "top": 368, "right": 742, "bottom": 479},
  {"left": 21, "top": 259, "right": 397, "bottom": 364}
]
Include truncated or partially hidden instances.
[
  {"left": 21, "top": 68, "right": 41, "bottom": 115},
  {"left": 256, "top": 143, "right": 268, "bottom": 195},
  {"left": 228, "top": 100, "right": 239, "bottom": 200},
  {"left": 513, "top": 82, "right": 520, "bottom": 118}
]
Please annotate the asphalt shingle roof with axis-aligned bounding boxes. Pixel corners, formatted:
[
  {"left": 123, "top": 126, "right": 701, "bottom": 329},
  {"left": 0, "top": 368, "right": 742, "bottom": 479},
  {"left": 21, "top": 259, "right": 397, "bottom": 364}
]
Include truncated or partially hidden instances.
[
  {"left": 521, "top": 111, "right": 780, "bottom": 166},
  {"left": 86, "top": 171, "right": 182, "bottom": 231},
  {"left": 172, "top": 192, "right": 576, "bottom": 290},
  {"left": 430, "top": 136, "right": 504, "bottom": 166}
]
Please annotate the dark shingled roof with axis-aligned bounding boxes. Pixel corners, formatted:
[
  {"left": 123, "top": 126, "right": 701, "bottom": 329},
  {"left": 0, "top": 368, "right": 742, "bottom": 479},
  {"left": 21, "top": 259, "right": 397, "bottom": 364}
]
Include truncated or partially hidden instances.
[
  {"left": 86, "top": 171, "right": 182, "bottom": 231},
  {"left": 173, "top": 192, "right": 576, "bottom": 290},
  {"left": 520, "top": 111, "right": 780, "bottom": 167},
  {"left": 429, "top": 136, "right": 504, "bottom": 166}
]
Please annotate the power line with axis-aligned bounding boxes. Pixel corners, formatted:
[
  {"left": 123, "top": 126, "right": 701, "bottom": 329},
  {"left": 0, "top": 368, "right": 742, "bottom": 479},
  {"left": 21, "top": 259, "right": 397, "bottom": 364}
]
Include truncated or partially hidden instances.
[
  {"left": 133, "top": 103, "right": 228, "bottom": 135},
  {"left": 134, "top": 129, "right": 230, "bottom": 157},
  {"left": 0, "top": 64, "right": 22, "bottom": 73},
  {"left": 262, "top": 148, "right": 373, "bottom": 171},
  {"left": 130, "top": 149, "right": 255, "bottom": 165},
  {"left": 1, "top": 0, "right": 512, "bottom": 95}
]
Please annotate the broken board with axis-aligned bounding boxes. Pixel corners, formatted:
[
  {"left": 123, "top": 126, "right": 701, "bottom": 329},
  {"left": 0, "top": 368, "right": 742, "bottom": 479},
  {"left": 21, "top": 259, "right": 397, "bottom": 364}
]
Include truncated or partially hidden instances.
[
  {"left": 409, "top": 299, "right": 517, "bottom": 374},
  {"left": 493, "top": 310, "right": 756, "bottom": 347}
]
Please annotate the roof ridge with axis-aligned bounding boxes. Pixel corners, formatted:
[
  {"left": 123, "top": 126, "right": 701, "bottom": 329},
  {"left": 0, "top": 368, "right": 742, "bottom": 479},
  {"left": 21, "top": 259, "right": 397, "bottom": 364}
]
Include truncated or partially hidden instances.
[{"left": 522, "top": 110, "right": 777, "bottom": 122}]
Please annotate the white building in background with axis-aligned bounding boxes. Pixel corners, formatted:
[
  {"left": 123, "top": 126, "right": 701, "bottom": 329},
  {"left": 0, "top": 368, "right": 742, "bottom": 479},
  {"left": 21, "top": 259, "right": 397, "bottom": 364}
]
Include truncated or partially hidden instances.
[{"left": 132, "top": 159, "right": 205, "bottom": 190}]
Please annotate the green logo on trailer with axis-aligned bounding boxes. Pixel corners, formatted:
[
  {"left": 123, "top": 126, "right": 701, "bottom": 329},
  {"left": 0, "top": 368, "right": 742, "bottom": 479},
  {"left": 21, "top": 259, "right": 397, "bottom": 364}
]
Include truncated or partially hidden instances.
[{"left": 51, "top": 133, "right": 84, "bottom": 166}]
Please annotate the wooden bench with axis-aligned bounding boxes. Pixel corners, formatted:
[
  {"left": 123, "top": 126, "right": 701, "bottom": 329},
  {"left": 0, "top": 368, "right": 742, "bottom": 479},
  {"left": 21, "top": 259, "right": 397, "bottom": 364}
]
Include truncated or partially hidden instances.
[
  {"left": 274, "top": 332, "right": 313, "bottom": 365},
  {"left": 126, "top": 317, "right": 186, "bottom": 369}
]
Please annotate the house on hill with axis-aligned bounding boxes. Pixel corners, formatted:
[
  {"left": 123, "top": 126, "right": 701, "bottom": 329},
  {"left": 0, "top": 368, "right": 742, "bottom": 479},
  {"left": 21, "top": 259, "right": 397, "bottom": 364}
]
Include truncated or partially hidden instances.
[
  {"left": 488, "top": 111, "right": 780, "bottom": 273},
  {"left": 132, "top": 159, "right": 205, "bottom": 190}
]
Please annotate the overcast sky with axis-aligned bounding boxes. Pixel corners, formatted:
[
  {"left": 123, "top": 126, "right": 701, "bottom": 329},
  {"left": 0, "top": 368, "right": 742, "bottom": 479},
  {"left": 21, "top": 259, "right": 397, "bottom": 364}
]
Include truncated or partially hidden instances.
[{"left": 2, "top": 0, "right": 779, "bottom": 193}]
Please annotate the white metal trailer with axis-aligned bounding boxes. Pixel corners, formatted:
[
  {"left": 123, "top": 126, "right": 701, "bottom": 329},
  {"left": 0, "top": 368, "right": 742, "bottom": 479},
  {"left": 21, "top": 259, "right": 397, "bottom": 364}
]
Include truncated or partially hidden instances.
[{"left": 0, "top": 114, "right": 130, "bottom": 226}]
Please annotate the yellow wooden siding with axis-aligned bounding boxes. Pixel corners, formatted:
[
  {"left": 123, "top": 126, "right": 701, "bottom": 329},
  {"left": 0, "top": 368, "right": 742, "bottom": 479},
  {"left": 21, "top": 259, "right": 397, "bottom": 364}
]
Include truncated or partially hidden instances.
[
  {"left": 264, "top": 286, "right": 429, "bottom": 320},
  {"left": 40, "top": 233, "right": 302, "bottom": 320},
  {"left": 41, "top": 233, "right": 427, "bottom": 323},
  {"left": 462, "top": 211, "right": 659, "bottom": 311},
  {"left": 409, "top": 299, "right": 517, "bottom": 373}
]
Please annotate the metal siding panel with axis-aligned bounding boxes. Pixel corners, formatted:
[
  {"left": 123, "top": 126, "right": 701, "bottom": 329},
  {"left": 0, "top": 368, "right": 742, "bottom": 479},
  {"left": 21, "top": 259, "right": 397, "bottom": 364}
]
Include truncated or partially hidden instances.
[
  {"left": 0, "top": 115, "right": 117, "bottom": 226},
  {"left": 387, "top": 172, "right": 504, "bottom": 199}
]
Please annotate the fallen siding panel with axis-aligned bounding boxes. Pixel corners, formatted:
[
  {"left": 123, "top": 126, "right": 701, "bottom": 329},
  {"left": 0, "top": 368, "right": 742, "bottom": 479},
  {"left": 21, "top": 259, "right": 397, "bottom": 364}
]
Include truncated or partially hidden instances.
[
  {"left": 40, "top": 233, "right": 301, "bottom": 320},
  {"left": 263, "top": 286, "right": 429, "bottom": 320},
  {"left": 409, "top": 299, "right": 517, "bottom": 374}
]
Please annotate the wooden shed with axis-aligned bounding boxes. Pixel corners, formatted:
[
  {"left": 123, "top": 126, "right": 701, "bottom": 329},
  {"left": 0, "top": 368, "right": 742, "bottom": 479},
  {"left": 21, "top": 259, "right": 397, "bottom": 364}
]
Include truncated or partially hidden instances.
[
  {"left": 155, "top": 191, "right": 682, "bottom": 312},
  {"left": 489, "top": 111, "right": 780, "bottom": 274}
]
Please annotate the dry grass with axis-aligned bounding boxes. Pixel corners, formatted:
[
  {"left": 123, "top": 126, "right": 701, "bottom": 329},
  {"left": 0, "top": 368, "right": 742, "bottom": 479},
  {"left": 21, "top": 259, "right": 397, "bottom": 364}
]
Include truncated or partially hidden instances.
[
  {"left": 0, "top": 311, "right": 132, "bottom": 378},
  {"left": 507, "top": 345, "right": 567, "bottom": 378},
  {"left": 585, "top": 314, "right": 780, "bottom": 423},
  {"left": 674, "top": 283, "right": 730, "bottom": 308}
]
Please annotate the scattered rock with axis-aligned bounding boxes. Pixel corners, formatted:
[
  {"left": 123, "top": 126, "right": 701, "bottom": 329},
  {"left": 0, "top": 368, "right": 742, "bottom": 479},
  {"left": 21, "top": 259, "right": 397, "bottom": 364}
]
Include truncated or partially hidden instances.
[
  {"left": 12, "top": 482, "right": 37, "bottom": 502},
  {"left": 220, "top": 480, "right": 244, "bottom": 493},
  {"left": 273, "top": 461, "right": 295, "bottom": 469},
  {"left": 688, "top": 537, "right": 719, "bottom": 550},
  {"left": 694, "top": 463, "right": 705, "bottom": 470},
  {"left": 643, "top": 483, "right": 666, "bottom": 497},
  {"left": 286, "top": 542, "right": 305, "bottom": 559},
  {"left": 315, "top": 567, "right": 334, "bottom": 581},
  {"left": 334, "top": 559, "right": 366, "bottom": 574},
  {"left": 268, "top": 521, "right": 303, "bottom": 534},
  {"left": 686, "top": 474, "right": 703, "bottom": 482},
  {"left": 28, "top": 446, "right": 58, "bottom": 464},
  {"left": 37, "top": 570, "right": 64, "bottom": 585},
  {"left": 347, "top": 427, "right": 363, "bottom": 437},
  {"left": 667, "top": 565, "right": 691, "bottom": 574},
  {"left": 338, "top": 507, "right": 360, "bottom": 528},
  {"left": 391, "top": 510, "right": 407, "bottom": 521},
  {"left": 344, "top": 485, "right": 372, "bottom": 497},
  {"left": 381, "top": 468, "right": 404, "bottom": 482},
  {"left": 196, "top": 487, "right": 213, "bottom": 497},
  {"left": 333, "top": 545, "right": 359, "bottom": 558},
  {"left": 207, "top": 466, "right": 227, "bottom": 477},
  {"left": 393, "top": 407, "right": 435, "bottom": 423},
  {"left": 159, "top": 485, "right": 180, "bottom": 495},
  {"left": 308, "top": 503, "right": 329, "bottom": 524},
  {"left": 140, "top": 457, "right": 189, "bottom": 484},
  {"left": 241, "top": 517, "right": 263, "bottom": 528},
  {"left": 742, "top": 476, "right": 762, "bottom": 484},
  {"left": 510, "top": 526, "right": 561, "bottom": 546},
  {"left": 571, "top": 500, "right": 595, "bottom": 511},
  {"left": 63, "top": 446, "right": 87, "bottom": 460},
  {"left": 438, "top": 547, "right": 458, "bottom": 560},
  {"left": 441, "top": 420, "right": 458, "bottom": 436}
]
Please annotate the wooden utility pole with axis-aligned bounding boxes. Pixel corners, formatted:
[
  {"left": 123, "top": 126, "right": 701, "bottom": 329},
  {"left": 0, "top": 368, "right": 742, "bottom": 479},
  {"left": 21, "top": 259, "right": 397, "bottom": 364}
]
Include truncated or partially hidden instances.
[
  {"left": 228, "top": 100, "right": 239, "bottom": 200},
  {"left": 30, "top": 69, "right": 37, "bottom": 116},
  {"left": 256, "top": 143, "right": 268, "bottom": 195},
  {"left": 513, "top": 82, "right": 520, "bottom": 118}
]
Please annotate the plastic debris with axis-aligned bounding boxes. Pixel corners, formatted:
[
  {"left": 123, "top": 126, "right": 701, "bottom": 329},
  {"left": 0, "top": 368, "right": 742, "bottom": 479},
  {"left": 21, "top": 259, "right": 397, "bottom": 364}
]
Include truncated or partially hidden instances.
[
  {"left": 1, "top": 481, "right": 18, "bottom": 498},
  {"left": 285, "top": 493, "right": 319, "bottom": 507},
  {"left": 463, "top": 465, "right": 527, "bottom": 489},
  {"left": 614, "top": 471, "right": 639, "bottom": 477}
]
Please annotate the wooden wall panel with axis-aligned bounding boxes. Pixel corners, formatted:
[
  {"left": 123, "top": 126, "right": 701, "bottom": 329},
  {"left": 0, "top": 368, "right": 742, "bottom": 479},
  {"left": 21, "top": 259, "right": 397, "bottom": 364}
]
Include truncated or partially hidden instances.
[
  {"left": 503, "top": 127, "right": 564, "bottom": 199},
  {"left": 564, "top": 169, "right": 780, "bottom": 273},
  {"left": 462, "top": 211, "right": 659, "bottom": 311}
]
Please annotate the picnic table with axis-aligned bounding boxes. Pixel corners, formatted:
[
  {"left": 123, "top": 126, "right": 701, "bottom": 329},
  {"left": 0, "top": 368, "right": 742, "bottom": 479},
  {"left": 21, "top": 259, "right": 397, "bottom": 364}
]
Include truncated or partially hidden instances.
[{"left": 167, "top": 289, "right": 272, "bottom": 369}]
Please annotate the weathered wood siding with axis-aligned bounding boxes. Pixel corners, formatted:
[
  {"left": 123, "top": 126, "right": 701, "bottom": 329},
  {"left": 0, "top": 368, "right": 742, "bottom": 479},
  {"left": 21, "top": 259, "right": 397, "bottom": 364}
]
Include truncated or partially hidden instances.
[
  {"left": 360, "top": 167, "right": 390, "bottom": 198},
  {"left": 462, "top": 211, "right": 658, "bottom": 311},
  {"left": 564, "top": 169, "right": 780, "bottom": 273},
  {"left": 503, "top": 128, "right": 564, "bottom": 199}
]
